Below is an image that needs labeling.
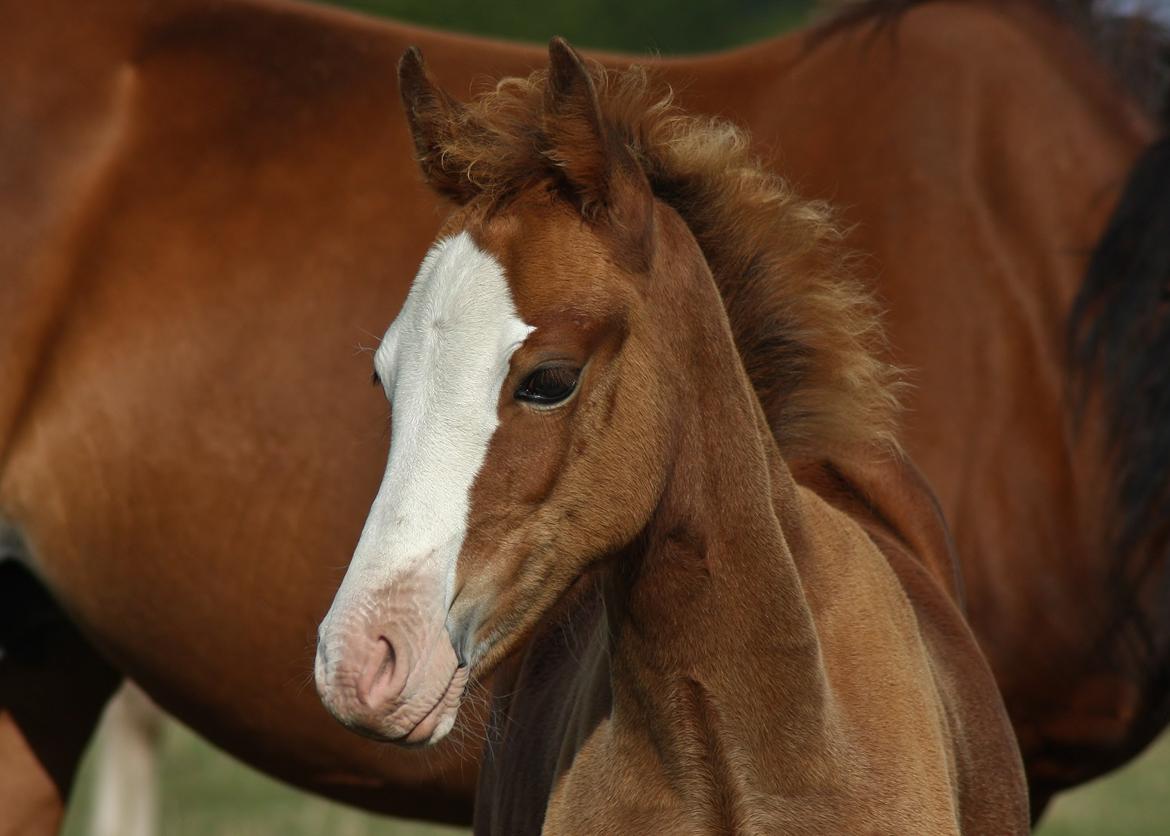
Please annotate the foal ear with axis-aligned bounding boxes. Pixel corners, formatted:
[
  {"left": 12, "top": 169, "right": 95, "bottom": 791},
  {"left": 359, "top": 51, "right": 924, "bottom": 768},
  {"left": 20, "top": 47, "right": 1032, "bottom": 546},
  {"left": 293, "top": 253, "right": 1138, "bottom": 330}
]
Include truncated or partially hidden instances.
[
  {"left": 398, "top": 47, "right": 477, "bottom": 203},
  {"left": 545, "top": 38, "right": 654, "bottom": 262}
]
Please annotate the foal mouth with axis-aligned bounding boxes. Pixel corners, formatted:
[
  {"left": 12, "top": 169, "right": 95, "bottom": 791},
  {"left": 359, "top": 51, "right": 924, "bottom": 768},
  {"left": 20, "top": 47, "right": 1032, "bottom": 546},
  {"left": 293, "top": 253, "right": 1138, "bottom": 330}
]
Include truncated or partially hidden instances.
[{"left": 385, "top": 662, "right": 469, "bottom": 747}]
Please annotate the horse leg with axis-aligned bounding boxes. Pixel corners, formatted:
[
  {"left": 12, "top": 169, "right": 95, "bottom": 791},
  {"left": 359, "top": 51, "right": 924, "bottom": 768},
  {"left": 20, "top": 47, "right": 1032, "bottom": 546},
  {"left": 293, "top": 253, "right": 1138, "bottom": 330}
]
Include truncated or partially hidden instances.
[
  {"left": 0, "top": 559, "right": 121, "bottom": 836},
  {"left": 88, "top": 682, "right": 164, "bottom": 836}
]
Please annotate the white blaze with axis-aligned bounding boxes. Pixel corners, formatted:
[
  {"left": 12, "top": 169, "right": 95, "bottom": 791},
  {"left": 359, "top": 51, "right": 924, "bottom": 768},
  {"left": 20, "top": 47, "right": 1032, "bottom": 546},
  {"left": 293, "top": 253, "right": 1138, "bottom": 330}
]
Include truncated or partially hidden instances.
[{"left": 326, "top": 232, "right": 532, "bottom": 619}]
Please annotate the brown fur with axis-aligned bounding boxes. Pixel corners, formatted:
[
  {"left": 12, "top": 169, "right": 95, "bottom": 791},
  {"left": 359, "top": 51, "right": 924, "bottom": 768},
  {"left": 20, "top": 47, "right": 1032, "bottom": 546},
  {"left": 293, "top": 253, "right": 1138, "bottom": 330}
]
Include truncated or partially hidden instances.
[
  {"left": 822, "top": 0, "right": 1170, "bottom": 124},
  {"left": 402, "top": 47, "right": 900, "bottom": 456},
  {"left": 0, "top": 0, "right": 1160, "bottom": 829},
  {"left": 388, "top": 42, "right": 1029, "bottom": 833}
]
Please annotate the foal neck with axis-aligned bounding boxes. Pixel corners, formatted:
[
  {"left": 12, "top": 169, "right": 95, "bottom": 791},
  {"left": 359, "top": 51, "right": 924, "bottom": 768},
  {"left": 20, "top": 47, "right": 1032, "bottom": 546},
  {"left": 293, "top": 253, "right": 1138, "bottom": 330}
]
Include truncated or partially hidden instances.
[{"left": 600, "top": 266, "right": 839, "bottom": 800}]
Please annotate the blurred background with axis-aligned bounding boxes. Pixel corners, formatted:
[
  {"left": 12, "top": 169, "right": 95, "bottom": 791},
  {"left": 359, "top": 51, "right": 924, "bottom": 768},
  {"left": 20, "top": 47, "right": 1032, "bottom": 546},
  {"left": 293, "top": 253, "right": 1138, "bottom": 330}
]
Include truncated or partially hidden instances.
[
  {"left": 60, "top": 0, "right": 1170, "bottom": 833},
  {"left": 314, "top": 0, "right": 816, "bottom": 53}
]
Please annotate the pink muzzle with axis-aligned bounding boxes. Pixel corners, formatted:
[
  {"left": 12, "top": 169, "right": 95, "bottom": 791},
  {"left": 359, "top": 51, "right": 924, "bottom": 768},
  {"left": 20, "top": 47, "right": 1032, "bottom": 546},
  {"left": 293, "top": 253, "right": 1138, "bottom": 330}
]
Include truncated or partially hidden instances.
[{"left": 315, "top": 572, "right": 466, "bottom": 745}]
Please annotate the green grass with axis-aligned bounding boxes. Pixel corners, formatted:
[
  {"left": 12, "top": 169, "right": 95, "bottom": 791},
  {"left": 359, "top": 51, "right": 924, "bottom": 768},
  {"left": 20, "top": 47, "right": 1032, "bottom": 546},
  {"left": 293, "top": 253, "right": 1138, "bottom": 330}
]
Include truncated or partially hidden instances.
[
  {"left": 1036, "top": 732, "right": 1170, "bottom": 835},
  {"left": 62, "top": 714, "right": 1170, "bottom": 835},
  {"left": 61, "top": 720, "right": 468, "bottom": 836}
]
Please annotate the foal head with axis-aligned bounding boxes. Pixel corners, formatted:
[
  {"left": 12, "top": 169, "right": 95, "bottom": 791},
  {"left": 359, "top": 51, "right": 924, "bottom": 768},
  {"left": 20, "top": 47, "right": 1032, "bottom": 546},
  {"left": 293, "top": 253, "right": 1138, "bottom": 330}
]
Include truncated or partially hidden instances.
[
  {"left": 314, "top": 41, "right": 679, "bottom": 744},
  {"left": 315, "top": 40, "right": 896, "bottom": 745}
]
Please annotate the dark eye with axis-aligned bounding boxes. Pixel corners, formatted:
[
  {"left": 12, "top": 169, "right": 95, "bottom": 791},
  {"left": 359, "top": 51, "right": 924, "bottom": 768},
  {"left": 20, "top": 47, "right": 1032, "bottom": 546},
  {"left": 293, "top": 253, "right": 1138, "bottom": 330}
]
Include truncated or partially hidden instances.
[{"left": 515, "top": 365, "right": 580, "bottom": 406}]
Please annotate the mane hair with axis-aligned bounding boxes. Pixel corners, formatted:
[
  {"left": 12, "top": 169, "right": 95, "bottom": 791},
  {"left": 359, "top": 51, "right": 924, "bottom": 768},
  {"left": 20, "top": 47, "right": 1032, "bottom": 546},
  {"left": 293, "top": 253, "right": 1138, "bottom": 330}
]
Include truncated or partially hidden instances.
[{"left": 421, "top": 62, "right": 901, "bottom": 457}]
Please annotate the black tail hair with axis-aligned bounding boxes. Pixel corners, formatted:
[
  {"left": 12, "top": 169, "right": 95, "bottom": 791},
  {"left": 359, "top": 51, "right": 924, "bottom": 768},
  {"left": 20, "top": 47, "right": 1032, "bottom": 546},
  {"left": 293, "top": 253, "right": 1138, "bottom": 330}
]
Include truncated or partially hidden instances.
[{"left": 1069, "top": 135, "right": 1170, "bottom": 721}]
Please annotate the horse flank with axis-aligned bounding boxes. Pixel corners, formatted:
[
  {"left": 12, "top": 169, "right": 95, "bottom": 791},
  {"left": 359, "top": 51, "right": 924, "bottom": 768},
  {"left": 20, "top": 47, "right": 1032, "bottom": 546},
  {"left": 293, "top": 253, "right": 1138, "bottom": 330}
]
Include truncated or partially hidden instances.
[{"left": 834, "top": 0, "right": 1170, "bottom": 756}]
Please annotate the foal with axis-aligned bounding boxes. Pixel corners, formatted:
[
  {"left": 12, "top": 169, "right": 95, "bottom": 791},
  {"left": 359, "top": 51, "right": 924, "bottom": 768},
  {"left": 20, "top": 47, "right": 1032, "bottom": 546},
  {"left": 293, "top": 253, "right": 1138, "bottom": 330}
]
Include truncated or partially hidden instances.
[{"left": 315, "top": 41, "right": 1029, "bottom": 833}]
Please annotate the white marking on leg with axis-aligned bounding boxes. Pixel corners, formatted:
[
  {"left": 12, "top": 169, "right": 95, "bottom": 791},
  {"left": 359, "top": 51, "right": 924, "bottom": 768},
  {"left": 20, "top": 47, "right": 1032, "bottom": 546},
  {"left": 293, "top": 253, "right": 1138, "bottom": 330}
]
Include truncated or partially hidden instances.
[{"left": 90, "top": 683, "right": 163, "bottom": 836}]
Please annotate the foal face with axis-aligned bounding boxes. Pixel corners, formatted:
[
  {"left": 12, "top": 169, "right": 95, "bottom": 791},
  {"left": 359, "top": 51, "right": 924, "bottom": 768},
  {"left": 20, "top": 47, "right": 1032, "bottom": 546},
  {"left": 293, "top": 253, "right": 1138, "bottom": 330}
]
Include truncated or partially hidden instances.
[{"left": 315, "top": 193, "right": 671, "bottom": 744}]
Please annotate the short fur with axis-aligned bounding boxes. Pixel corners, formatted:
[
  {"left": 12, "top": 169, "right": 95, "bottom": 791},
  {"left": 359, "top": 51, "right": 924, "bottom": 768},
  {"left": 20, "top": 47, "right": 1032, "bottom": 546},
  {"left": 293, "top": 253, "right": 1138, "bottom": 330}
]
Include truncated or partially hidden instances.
[
  {"left": 0, "top": 0, "right": 1162, "bottom": 828},
  {"left": 383, "top": 40, "right": 1031, "bottom": 835},
  {"left": 824, "top": 0, "right": 1170, "bottom": 125}
]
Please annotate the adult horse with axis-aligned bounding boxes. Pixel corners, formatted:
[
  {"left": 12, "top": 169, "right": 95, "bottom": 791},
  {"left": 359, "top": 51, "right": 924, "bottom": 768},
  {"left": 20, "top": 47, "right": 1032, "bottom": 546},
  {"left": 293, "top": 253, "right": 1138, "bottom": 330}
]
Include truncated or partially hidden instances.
[
  {"left": 0, "top": 0, "right": 1163, "bottom": 831},
  {"left": 314, "top": 38, "right": 1029, "bottom": 833}
]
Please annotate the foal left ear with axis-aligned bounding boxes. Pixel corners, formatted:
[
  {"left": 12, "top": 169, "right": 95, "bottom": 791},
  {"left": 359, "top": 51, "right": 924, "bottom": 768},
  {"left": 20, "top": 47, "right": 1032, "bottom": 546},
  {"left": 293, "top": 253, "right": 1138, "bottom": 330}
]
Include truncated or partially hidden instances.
[
  {"left": 398, "top": 46, "right": 478, "bottom": 204},
  {"left": 545, "top": 38, "right": 654, "bottom": 265}
]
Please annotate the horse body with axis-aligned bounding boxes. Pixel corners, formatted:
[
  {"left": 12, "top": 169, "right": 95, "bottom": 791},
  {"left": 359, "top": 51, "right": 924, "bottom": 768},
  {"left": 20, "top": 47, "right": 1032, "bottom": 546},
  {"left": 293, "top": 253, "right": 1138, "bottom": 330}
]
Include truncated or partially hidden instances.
[
  {"left": 0, "top": 2, "right": 500, "bottom": 826},
  {"left": 0, "top": 0, "right": 1160, "bottom": 829}
]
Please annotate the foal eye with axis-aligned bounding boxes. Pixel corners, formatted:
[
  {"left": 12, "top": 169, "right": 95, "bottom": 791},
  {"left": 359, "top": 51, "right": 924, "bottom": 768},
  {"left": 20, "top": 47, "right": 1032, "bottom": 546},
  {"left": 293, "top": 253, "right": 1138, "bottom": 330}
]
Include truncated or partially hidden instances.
[{"left": 515, "top": 366, "right": 580, "bottom": 407}]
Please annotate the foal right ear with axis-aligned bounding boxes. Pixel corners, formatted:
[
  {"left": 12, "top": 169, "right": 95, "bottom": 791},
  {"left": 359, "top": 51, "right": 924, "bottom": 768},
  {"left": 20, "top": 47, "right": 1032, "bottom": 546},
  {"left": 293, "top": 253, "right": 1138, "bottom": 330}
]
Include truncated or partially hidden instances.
[{"left": 398, "top": 47, "right": 477, "bottom": 203}]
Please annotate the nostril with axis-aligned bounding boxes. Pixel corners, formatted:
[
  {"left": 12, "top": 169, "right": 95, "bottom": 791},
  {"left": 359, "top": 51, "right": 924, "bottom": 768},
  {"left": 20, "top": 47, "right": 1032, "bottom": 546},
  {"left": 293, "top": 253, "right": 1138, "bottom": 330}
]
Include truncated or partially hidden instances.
[
  {"left": 379, "top": 636, "right": 396, "bottom": 670},
  {"left": 356, "top": 636, "right": 400, "bottom": 709}
]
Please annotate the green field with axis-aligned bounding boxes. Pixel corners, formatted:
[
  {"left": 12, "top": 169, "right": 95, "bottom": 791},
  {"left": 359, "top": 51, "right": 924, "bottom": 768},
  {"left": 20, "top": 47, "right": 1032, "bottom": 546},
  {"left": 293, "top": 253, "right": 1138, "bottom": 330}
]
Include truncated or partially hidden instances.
[{"left": 61, "top": 714, "right": 1170, "bottom": 835}]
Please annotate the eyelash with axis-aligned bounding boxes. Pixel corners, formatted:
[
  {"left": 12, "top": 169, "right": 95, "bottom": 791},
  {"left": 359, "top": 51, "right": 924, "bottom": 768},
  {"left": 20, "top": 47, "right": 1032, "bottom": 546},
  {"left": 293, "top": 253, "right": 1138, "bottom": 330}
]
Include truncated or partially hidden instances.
[{"left": 515, "top": 366, "right": 581, "bottom": 406}]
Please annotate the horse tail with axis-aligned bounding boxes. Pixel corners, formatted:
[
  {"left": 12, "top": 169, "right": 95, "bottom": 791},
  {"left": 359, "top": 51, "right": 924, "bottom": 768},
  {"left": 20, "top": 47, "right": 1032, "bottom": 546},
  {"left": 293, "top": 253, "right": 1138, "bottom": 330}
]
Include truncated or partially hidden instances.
[{"left": 1068, "top": 134, "right": 1170, "bottom": 735}]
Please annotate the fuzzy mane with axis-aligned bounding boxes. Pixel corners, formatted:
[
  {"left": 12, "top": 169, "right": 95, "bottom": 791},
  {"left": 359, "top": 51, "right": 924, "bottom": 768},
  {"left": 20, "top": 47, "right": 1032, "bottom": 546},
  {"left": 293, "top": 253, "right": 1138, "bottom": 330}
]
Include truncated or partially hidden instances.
[{"left": 416, "top": 62, "right": 901, "bottom": 457}]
